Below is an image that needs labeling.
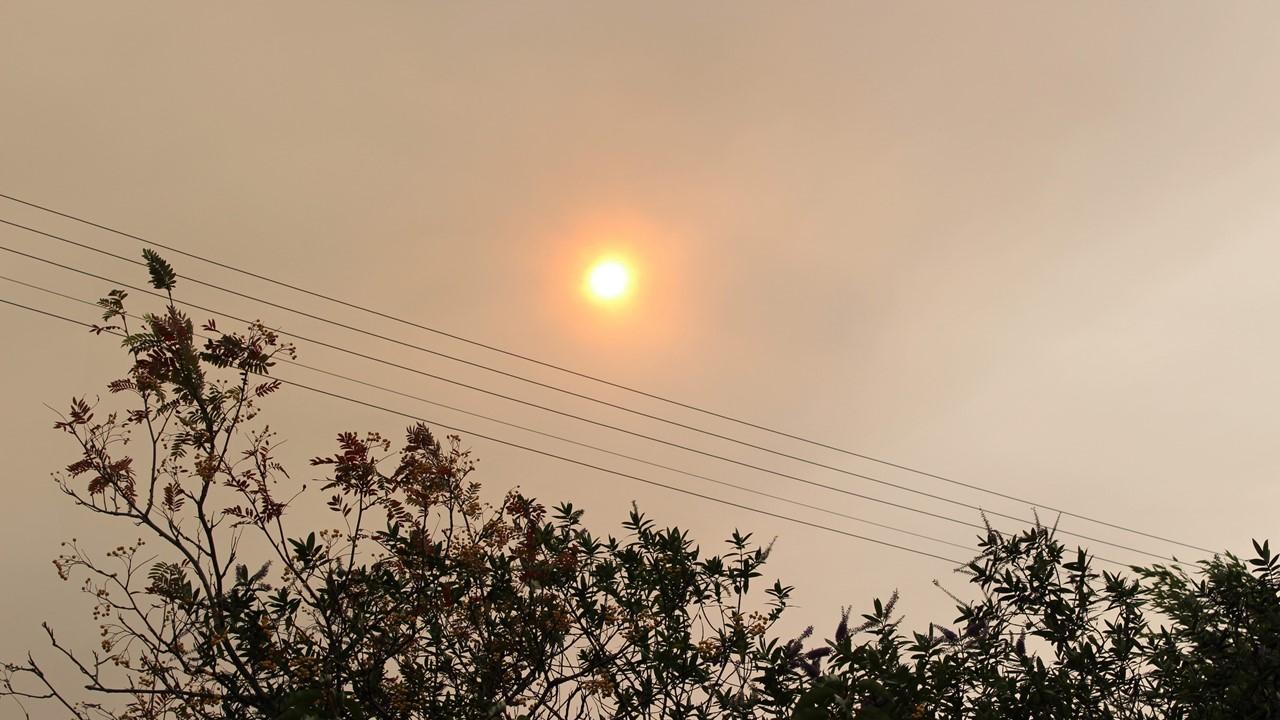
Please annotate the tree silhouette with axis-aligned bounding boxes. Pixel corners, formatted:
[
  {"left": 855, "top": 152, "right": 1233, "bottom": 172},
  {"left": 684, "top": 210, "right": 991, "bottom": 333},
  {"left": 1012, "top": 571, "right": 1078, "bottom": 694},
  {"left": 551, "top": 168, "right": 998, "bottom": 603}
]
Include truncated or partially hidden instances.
[{"left": 3, "top": 252, "right": 1278, "bottom": 719}]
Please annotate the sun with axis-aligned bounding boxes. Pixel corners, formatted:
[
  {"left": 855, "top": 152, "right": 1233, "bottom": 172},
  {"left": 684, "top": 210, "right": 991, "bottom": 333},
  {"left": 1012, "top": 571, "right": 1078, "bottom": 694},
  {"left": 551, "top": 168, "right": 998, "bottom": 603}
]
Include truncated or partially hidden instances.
[{"left": 585, "top": 259, "right": 631, "bottom": 301}]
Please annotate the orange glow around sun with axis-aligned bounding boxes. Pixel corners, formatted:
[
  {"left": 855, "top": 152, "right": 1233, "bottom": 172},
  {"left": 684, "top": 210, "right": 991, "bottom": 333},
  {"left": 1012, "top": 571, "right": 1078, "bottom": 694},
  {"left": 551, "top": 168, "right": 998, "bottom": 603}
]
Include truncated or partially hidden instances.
[
  {"left": 538, "top": 209, "right": 693, "bottom": 352},
  {"left": 585, "top": 258, "right": 632, "bottom": 302}
]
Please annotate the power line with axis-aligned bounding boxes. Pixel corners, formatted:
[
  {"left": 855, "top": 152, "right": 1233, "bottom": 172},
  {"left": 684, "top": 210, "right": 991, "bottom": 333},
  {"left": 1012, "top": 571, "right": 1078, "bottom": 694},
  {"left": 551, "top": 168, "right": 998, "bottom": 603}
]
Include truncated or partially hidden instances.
[
  {"left": 0, "top": 288, "right": 1162, "bottom": 568},
  {"left": 0, "top": 244, "right": 1010, "bottom": 543},
  {"left": 0, "top": 229, "right": 1204, "bottom": 564},
  {"left": 0, "top": 240, "right": 1179, "bottom": 566},
  {"left": 0, "top": 273, "right": 979, "bottom": 555},
  {"left": 0, "top": 192, "right": 1215, "bottom": 555},
  {"left": 0, "top": 294, "right": 973, "bottom": 567}
]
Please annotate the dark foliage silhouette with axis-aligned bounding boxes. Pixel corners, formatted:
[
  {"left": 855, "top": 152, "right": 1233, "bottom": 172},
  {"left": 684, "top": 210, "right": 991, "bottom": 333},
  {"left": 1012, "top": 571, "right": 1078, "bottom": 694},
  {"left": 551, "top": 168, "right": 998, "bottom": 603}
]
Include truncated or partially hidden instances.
[{"left": 3, "top": 253, "right": 1278, "bottom": 719}]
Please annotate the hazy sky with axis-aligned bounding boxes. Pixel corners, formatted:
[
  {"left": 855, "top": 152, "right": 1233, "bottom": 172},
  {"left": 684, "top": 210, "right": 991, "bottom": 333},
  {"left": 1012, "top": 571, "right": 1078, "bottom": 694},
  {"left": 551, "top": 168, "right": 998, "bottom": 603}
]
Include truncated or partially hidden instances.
[{"left": 4, "top": 3, "right": 1280, "bottom": 713}]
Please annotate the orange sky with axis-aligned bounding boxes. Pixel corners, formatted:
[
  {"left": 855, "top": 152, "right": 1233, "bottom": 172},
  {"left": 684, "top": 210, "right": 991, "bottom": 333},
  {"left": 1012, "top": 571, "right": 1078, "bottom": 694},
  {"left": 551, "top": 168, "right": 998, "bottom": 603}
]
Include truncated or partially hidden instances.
[{"left": 3, "top": 4, "right": 1280, "bottom": 715}]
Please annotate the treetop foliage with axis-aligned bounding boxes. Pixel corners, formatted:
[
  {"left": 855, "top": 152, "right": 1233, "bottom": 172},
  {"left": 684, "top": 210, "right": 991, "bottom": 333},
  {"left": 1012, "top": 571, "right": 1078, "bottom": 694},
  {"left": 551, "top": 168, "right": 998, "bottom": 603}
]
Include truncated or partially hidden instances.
[{"left": 3, "top": 251, "right": 1278, "bottom": 719}]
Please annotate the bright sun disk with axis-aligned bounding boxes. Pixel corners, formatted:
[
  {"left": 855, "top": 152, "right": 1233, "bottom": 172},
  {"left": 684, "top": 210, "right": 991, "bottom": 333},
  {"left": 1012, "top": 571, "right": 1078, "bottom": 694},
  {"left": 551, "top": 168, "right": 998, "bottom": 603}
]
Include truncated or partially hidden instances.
[{"left": 587, "top": 260, "right": 630, "bottom": 300}]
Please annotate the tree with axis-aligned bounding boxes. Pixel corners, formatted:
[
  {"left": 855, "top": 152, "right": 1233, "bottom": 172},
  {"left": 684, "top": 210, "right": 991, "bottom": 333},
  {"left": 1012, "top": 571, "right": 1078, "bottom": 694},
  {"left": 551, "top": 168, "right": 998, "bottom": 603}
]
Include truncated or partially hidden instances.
[
  {"left": 0, "top": 252, "right": 793, "bottom": 719},
  {"left": 4, "top": 252, "right": 1280, "bottom": 719},
  {"left": 1136, "top": 542, "right": 1280, "bottom": 717},
  {"left": 768, "top": 523, "right": 1280, "bottom": 720}
]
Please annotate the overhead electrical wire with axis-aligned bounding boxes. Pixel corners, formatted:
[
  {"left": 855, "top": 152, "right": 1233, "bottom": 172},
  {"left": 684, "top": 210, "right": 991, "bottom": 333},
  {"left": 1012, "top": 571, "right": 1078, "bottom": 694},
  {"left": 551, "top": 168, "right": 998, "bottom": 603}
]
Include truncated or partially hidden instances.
[
  {"left": 0, "top": 239, "right": 1182, "bottom": 566},
  {"left": 0, "top": 192, "right": 1215, "bottom": 555},
  {"left": 4, "top": 290, "right": 1170, "bottom": 575},
  {"left": 0, "top": 274, "right": 980, "bottom": 555},
  {"left": 0, "top": 221, "right": 1205, "bottom": 561},
  {"left": 0, "top": 284, "right": 1168, "bottom": 570},
  {"left": 0, "top": 245, "right": 1022, "bottom": 546},
  {"left": 0, "top": 294, "right": 975, "bottom": 567}
]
